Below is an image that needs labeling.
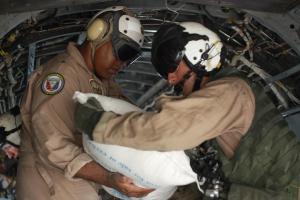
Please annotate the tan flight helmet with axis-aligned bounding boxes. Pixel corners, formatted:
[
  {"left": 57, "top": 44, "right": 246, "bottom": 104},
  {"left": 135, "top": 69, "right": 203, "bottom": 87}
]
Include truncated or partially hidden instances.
[{"left": 86, "top": 6, "right": 144, "bottom": 64}]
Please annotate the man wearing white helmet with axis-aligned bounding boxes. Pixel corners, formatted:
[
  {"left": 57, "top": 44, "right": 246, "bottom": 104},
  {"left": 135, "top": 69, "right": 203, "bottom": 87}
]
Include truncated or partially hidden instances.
[
  {"left": 75, "top": 21, "right": 241, "bottom": 199},
  {"left": 75, "top": 21, "right": 250, "bottom": 198},
  {"left": 75, "top": 22, "right": 300, "bottom": 200},
  {"left": 17, "top": 6, "right": 152, "bottom": 200}
]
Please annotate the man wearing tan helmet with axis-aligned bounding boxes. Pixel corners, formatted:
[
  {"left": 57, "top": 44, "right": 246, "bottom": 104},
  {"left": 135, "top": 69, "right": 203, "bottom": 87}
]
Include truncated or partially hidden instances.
[{"left": 16, "top": 6, "right": 153, "bottom": 200}]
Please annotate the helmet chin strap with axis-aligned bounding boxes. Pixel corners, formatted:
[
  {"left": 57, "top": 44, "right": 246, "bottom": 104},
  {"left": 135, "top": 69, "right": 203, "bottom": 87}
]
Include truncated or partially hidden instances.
[
  {"left": 173, "top": 70, "right": 202, "bottom": 95},
  {"left": 90, "top": 42, "right": 97, "bottom": 74},
  {"left": 192, "top": 77, "right": 202, "bottom": 92},
  {"left": 89, "top": 45, "right": 102, "bottom": 80},
  {"left": 173, "top": 71, "right": 189, "bottom": 95},
  {"left": 89, "top": 38, "right": 110, "bottom": 79}
]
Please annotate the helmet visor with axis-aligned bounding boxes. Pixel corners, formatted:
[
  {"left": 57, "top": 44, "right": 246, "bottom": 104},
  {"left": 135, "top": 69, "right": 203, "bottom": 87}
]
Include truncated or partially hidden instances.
[
  {"left": 117, "top": 43, "right": 140, "bottom": 62},
  {"left": 112, "top": 36, "right": 141, "bottom": 64}
]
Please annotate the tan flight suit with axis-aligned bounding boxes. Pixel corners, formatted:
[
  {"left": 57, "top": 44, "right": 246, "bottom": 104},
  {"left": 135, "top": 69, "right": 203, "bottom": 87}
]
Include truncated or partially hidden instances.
[
  {"left": 91, "top": 77, "right": 255, "bottom": 199},
  {"left": 93, "top": 77, "right": 255, "bottom": 158},
  {"left": 16, "top": 42, "right": 123, "bottom": 200}
]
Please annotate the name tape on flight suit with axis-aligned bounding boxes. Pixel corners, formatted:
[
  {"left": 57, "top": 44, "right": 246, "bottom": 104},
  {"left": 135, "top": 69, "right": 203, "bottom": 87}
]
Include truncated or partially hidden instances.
[{"left": 89, "top": 79, "right": 105, "bottom": 94}]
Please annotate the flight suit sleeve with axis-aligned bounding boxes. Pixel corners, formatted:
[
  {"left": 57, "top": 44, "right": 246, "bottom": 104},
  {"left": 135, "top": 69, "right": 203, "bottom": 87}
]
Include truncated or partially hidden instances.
[
  {"left": 31, "top": 67, "right": 93, "bottom": 179},
  {"left": 92, "top": 77, "right": 255, "bottom": 151}
]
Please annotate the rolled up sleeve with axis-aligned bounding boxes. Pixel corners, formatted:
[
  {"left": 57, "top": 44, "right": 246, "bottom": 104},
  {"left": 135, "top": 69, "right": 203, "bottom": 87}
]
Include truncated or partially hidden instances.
[{"left": 65, "top": 152, "right": 93, "bottom": 179}]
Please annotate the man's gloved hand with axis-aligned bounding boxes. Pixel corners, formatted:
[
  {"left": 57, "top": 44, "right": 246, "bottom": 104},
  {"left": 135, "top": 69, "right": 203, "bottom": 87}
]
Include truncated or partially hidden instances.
[{"left": 74, "top": 97, "right": 117, "bottom": 140}]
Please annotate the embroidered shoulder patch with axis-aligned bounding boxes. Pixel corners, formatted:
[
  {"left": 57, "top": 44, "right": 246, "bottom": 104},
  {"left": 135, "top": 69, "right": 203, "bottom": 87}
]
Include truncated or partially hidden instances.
[{"left": 41, "top": 73, "right": 65, "bottom": 95}]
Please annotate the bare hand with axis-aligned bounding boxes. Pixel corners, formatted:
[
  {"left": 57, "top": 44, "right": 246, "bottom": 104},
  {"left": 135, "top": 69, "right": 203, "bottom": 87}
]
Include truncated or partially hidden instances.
[{"left": 109, "top": 172, "right": 154, "bottom": 197}]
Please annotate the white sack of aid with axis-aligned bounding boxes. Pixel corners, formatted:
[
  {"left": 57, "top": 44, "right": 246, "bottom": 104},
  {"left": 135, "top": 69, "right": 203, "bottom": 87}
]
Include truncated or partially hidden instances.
[{"left": 73, "top": 91, "right": 198, "bottom": 200}]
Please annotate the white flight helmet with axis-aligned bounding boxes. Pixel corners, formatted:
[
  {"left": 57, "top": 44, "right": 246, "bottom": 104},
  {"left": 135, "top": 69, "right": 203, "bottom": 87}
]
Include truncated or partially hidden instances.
[
  {"left": 152, "top": 22, "right": 224, "bottom": 79},
  {"left": 0, "top": 110, "right": 21, "bottom": 147},
  {"left": 86, "top": 6, "right": 144, "bottom": 63},
  {"left": 180, "top": 22, "right": 223, "bottom": 73}
]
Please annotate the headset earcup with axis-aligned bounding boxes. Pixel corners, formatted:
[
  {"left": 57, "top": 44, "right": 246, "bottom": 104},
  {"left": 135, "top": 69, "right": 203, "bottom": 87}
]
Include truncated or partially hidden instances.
[{"left": 87, "top": 19, "right": 108, "bottom": 41}]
